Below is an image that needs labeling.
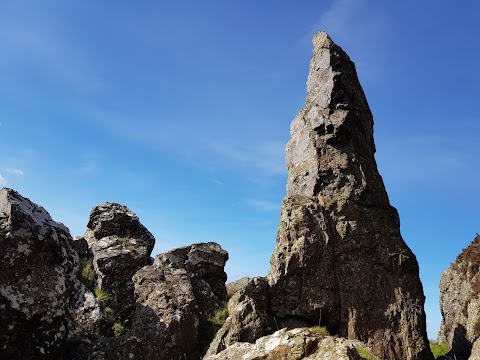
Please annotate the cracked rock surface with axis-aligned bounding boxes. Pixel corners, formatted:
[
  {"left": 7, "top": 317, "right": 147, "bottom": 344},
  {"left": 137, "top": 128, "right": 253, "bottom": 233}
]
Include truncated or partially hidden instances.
[{"left": 266, "top": 31, "right": 432, "bottom": 360}]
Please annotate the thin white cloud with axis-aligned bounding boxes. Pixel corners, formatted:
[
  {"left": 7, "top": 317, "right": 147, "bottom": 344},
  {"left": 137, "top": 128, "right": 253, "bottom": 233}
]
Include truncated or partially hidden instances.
[
  {"left": 246, "top": 198, "right": 279, "bottom": 212},
  {"left": 0, "top": 6, "right": 102, "bottom": 94},
  {"left": 204, "top": 139, "right": 286, "bottom": 177},
  {"left": 0, "top": 173, "right": 7, "bottom": 186},
  {"left": 309, "top": 0, "right": 388, "bottom": 83},
  {"left": 6, "top": 168, "right": 24, "bottom": 175}
]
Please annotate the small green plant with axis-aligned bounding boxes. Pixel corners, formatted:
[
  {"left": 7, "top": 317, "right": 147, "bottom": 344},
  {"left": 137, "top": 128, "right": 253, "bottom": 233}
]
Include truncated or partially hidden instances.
[
  {"left": 112, "top": 321, "right": 125, "bottom": 337},
  {"left": 119, "top": 237, "right": 135, "bottom": 251},
  {"left": 209, "top": 304, "right": 229, "bottom": 326},
  {"left": 77, "top": 261, "right": 95, "bottom": 290},
  {"left": 104, "top": 307, "right": 115, "bottom": 322},
  {"left": 355, "top": 346, "right": 381, "bottom": 360},
  {"left": 429, "top": 342, "right": 449, "bottom": 358},
  {"left": 94, "top": 287, "right": 109, "bottom": 304},
  {"left": 309, "top": 326, "right": 329, "bottom": 337}
]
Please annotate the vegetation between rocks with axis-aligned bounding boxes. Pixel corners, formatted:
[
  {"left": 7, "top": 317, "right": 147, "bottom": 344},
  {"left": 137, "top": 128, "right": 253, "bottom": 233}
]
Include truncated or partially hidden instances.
[
  {"left": 355, "top": 346, "right": 381, "bottom": 360},
  {"left": 77, "top": 261, "right": 95, "bottom": 291},
  {"left": 309, "top": 326, "right": 329, "bottom": 337},
  {"left": 208, "top": 303, "right": 229, "bottom": 327},
  {"left": 429, "top": 342, "right": 449, "bottom": 358}
]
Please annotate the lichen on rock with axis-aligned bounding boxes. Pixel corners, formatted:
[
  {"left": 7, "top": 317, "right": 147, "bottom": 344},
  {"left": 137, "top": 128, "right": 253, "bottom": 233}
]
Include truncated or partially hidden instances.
[{"left": 266, "top": 31, "right": 432, "bottom": 360}]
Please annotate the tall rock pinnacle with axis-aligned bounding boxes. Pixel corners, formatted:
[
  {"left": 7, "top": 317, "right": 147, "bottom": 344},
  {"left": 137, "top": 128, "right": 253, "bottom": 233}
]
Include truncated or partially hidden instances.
[{"left": 267, "top": 31, "right": 433, "bottom": 359}]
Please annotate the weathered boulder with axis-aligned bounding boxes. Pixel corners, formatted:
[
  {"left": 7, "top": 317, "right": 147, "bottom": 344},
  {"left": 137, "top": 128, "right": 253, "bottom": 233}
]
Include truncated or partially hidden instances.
[
  {"left": 438, "top": 235, "right": 480, "bottom": 360},
  {"left": 84, "top": 203, "right": 155, "bottom": 321},
  {"left": 206, "top": 277, "right": 276, "bottom": 356},
  {"left": 226, "top": 276, "right": 251, "bottom": 297},
  {"left": 0, "top": 188, "right": 80, "bottom": 359},
  {"left": 267, "top": 31, "right": 432, "bottom": 359},
  {"left": 91, "top": 242, "right": 228, "bottom": 360},
  {"left": 204, "top": 327, "right": 369, "bottom": 360},
  {"left": 86, "top": 202, "right": 155, "bottom": 255},
  {"left": 163, "top": 242, "right": 228, "bottom": 317}
]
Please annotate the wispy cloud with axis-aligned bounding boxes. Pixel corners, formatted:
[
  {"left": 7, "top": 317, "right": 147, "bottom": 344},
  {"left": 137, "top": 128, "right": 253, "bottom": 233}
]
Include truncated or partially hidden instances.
[
  {"left": 308, "top": 0, "right": 388, "bottom": 82},
  {"left": 0, "top": 173, "right": 7, "bottom": 186},
  {"left": 203, "top": 139, "right": 286, "bottom": 177},
  {"left": 0, "top": 5, "right": 102, "bottom": 94},
  {"left": 6, "top": 168, "right": 24, "bottom": 175},
  {"left": 376, "top": 131, "right": 480, "bottom": 190},
  {"left": 246, "top": 198, "right": 279, "bottom": 212}
]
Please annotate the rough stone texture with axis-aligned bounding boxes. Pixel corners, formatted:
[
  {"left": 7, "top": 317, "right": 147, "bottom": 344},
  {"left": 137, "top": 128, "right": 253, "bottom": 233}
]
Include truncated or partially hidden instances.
[
  {"left": 86, "top": 202, "right": 155, "bottom": 255},
  {"left": 226, "top": 276, "right": 251, "bottom": 297},
  {"left": 91, "top": 242, "right": 229, "bottom": 360},
  {"left": 0, "top": 188, "right": 80, "bottom": 359},
  {"left": 438, "top": 235, "right": 480, "bottom": 360},
  {"left": 84, "top": 203, "right": 155, "bottom": 320},
  {"left": 73, "top": 286, "right": 103, "bottom": 336},
  {"left": 206, "top": 277, "right": 276, "bottom": 356},
  {"left": 204, "top": 328, "right": 367, "bottom": 360},
  {"left": 267, "top": 31, "right": 432, "bottom": 360},
  {"left": 470, "top": 339, "right": 480, "bottom": 360},
  {"left": 162, "top": 242, "right": 228, "bottom": 317}
]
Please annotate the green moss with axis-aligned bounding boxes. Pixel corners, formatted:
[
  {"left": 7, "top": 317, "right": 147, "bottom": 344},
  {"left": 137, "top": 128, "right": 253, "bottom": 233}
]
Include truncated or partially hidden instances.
[
  {"left": 356, "top": 346, "right": 381, "bottom": 360},
  {"left": 94, "top": 287, "right": 109, "bottom": 304},
  {"left": 430, "top": 342, "right": 449, "bottom": 358},
  {"left": 112, "top": 322, "right": 125, "bottom": 337},
  {"left": 309, "top": 326, "right": 329, "bottom": 337}
]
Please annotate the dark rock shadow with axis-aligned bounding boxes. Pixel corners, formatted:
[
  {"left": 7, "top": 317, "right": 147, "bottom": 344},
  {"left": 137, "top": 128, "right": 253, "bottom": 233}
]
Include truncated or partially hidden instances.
[{"left": 439, "top": 324, "right": 472, "bottom": 360}]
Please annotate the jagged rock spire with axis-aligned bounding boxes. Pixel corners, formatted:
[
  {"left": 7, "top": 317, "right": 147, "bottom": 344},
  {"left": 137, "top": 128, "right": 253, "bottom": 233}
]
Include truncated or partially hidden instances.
[{"left": 267, "top": 31, "right": 433, "bottom": 360}]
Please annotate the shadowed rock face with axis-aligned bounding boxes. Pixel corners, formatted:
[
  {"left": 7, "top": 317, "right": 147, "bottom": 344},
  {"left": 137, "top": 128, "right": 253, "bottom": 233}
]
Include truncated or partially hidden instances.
[
  {"left": 267, "top": 31, "right": 432, "bottom": 360},
  {"left": 0, "top": 188, "right": 80, "bottom": 359},
  {"left": 206, "top": 277, "right": 276, "bottom": 357}
]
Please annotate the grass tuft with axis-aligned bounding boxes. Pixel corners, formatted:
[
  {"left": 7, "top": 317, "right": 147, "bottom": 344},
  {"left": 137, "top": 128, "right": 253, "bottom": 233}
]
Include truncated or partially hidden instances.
[
  {"left": 356, "top": 346, "right": 381, "bottom": 360},
  {"left": 309, "top": 326, "right": 329, "bottom": 337},
  {"left": 430, "top": 342, "right": 449, "bottom": 359},
  {"left": 208, "top": 304, "right": 229, "bottom": 327},
  {"left": 94, "top": 287, "right": 109, "bottom": 303}
]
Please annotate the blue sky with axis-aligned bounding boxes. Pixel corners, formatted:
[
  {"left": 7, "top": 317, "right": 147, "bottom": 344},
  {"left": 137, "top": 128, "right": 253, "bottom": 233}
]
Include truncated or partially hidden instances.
[{"left": 1, "top": 0, "right": 479, "bottom": 340}]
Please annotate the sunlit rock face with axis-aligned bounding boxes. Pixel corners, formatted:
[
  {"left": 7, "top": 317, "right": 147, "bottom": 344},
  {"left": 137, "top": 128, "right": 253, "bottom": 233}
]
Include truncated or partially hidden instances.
[
  {"left": 83, "top": 202, "right": 156, "bottom": 322},
  {"left": 267, "top": 31, "right": 432, "bottom": 360},
  {"left": 438, "top": 235, "right": 480, "bottom": 360},
  {"left": 0, "top": 188, "right": 80, "bottom": 359}
]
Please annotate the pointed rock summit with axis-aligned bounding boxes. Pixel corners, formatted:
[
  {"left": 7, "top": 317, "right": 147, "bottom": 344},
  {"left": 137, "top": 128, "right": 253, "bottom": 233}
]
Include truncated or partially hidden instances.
[{"left": 267, "top": 31, "right": 432, "bottom": 359}]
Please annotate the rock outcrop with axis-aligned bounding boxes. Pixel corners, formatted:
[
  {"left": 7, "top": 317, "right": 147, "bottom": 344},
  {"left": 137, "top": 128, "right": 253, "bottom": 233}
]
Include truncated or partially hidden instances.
[
  {"left": 438, "top": 234, "right": 480, "bottom": 360},
  {"left": 206, "top": 277, "right": 276, "bottom": 356},
  {"left": 0, "top": 188, "right": 80, "bottom": 359},
  {"left": 205, "top": 327, "right": 369, "bottom": 360},
  {"left": 265, "top": 31, "right": 432, "bottom": 359},
  {"left": 84, "top": 203, "right": 155, "bottom": 323},
  {"left": 0, "top": 189, "right": 230, "bottom": 359},
  {"left": 226, "top": 276, "right": 251, "bottom": 297},
  {"left": 89, "top": 242, "right": 229, "bottom": 360}
]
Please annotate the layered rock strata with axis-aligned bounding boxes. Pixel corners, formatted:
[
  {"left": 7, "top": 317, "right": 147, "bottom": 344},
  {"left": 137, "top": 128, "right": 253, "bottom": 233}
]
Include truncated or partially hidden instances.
[
  {"left": 266, "top": 31, "right": 432, "bottom": 359},
  {"left": 438, "top": 235, "right": 480, "bottom": 360}
]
